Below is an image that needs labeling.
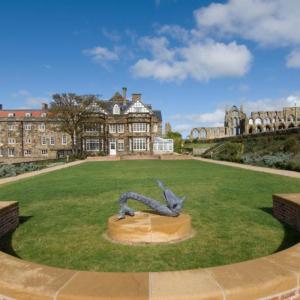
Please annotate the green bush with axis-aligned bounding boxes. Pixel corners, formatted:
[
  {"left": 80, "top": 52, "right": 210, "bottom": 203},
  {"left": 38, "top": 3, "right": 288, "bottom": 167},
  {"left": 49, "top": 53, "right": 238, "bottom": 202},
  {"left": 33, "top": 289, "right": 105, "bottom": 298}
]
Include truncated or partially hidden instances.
[{"left": 214, "top": 142, "right": 243, "bottom": 162}]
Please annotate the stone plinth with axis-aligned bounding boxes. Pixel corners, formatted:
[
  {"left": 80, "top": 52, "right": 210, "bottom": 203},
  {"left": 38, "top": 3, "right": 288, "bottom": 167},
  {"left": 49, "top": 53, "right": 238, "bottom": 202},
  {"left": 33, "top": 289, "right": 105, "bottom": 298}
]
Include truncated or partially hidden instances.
[{"left": 107, "top": 212, "right": 193, "bottom": 244}]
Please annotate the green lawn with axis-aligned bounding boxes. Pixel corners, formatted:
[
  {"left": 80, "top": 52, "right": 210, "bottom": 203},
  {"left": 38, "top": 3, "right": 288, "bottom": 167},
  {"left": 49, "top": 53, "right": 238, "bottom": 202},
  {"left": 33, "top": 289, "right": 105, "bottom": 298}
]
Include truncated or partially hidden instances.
[{"left": 0, "top": 160, "right": 300, "bottom": 272}]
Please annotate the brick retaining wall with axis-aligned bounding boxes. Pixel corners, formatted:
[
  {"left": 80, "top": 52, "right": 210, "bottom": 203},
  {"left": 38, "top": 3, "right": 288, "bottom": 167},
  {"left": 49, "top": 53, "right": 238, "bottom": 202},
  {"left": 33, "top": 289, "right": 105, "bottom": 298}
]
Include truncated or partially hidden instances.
[
  {"left": 0, "top": 202, "right": 19, "bottom": 238},
  {"left": 273, "top": 194, "right": 300, "bottom": 231}
]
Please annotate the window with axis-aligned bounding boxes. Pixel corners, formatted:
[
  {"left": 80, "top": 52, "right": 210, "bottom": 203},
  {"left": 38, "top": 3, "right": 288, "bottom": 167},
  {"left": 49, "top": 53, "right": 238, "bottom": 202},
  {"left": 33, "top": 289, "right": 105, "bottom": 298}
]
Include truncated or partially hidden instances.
[
  {"left": 132, "top": 138, "right": 146, "bottom": 151},
  {"left": 8, "top": 138, "right": 15, "bottom": 144},
  {"left": 50, "top": 136, "right": 55, "bottom": 145},
  {"left": 113, "top": 104, "right": 120, "bottom": 115},
  {"left": 38, "top": 123, "right": 45, "bottom": 131},
  {"left": 118, "top": 139, "right": 124, "bottom": 151},
  {"left": 125, "top": 101, "right": 150, "bottom": 114},
  {"left": 41, "top": 149, "right": 48, "bottom": 156},
  {"left": 7, "top": 124, "right": 15, "bottom": 131},
  {"left": 24, "top": 123, "right": 31, "bottom": 130},
  {"left": 116, "top": 124, "right": 124, "bottom": 133},
  {"left": 62, "top": 135, "right": 67, "bottom": 145},
  {"left": 8, "top": 113, "right": 15, "bottom": 118},
  {"left": 132, "top": 123, "right": 147, "bottom": 132},
  {"left": 41, "top": 136, "right": 47, "bottom": 145},
  {"left": 109, "top": 124, "right": 116, "bottom": 133},
  {"left": 24, "top": 149, "right": 32, "bottom": 157},
  {"left": 25, "top": 137, "right": 31, "bottom": 144},
  {"left": 153, "top": 138, "right": 173, "bottom": 153},
  {"left": 25, "top": 113, "right": 31, "bottom": 117},
  {"left": 85, "top": 139, "right": 100, "bottom": 151},
  {"left": 8, "top": 148, "right": 15, "bottom": 157},
  {"left": 85, "top": 123, "right": 99, "bottom": 133}
]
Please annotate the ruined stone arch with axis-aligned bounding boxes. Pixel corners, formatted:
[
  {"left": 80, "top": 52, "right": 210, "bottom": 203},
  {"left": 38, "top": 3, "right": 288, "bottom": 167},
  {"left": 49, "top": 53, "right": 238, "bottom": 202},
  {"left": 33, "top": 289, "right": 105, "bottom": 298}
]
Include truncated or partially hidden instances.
[
  {"left": 248, "top": 126, "right": 254, "bottom": 134},
  {"left": 288, "top": 123, "right": 295, "bottom": 128},
  {"left": 256, "top": 125, "right": 263, "bottom": 133},
  {"left": 278, "top": 123, "right": 286, "bottom": 130},
  {"left": 255, "top": 118, "right": 262, "bottom": 126},
  {"left": 199, "top": 128, "right": 207, "bottom": 140},
  {"left": 191, "top": 128, "right": 199, "bottom": 140},
  {"left": 265, "top": 125, "right": 272, "bottom": 132}
]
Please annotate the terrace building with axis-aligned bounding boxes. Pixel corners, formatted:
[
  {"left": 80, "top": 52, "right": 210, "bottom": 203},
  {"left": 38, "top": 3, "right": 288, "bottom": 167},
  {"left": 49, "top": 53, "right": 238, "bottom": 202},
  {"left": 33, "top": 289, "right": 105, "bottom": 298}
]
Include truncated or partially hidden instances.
[{"left": 0, "top": 88, "right": 163, "bottom": 161}]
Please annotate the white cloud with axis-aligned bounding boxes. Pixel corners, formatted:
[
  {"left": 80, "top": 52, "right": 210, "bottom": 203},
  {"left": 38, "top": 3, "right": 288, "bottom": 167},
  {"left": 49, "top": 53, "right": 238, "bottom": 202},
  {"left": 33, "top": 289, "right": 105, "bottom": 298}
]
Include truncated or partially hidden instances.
[
  {"left": 156, "top": 24, "right": 190, "bottom": 42},
  {"left": 241, "top": 93, "right": 300, "bottom": 113},
  {"left": 11, "top": 89, "right": 31, "bottom": 98},
  {"left": 132, "top": 39, "right": 252, "bottom": 81},
  {"left": 83, "top": 47, "right": 119, "bottom": 67},
  {"left": 102, "top": 28, "right": 121, "bottom": 42},
  {"left": 286, "top": 50, "right": 300, "bottom": 68},
  {"left": 195, "top": 0, "right": 300, "bottom": 47},
  {"left": 173, "top": 124, "right": 192, "bottom": 133},
  {"left": 171, "top": 108, "right": 225, "bottom": 124}
]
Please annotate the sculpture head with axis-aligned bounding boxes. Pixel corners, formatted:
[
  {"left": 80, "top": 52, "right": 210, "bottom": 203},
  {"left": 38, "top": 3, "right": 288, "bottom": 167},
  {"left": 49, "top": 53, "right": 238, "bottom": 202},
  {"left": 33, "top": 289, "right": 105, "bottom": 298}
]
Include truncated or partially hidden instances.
[
  {"left": 167, "top": 195, "right": 185, "bottom": 215},
  {"left": 156, "top": 180, "right": 186, "bottom": 216}
]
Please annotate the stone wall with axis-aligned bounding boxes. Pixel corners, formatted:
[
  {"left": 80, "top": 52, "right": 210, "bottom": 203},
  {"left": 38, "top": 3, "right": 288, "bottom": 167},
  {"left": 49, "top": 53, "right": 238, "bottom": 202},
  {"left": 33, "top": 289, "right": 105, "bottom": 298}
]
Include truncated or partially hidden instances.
[
  {"left": 2, "top": 195, "right": 300, "bottom": 298},
  {"left": 273, "top": 194, "right": 300, "bottom": 232},
  {"left": 0, "top": 202, "right": 19, "bottom": 239}
]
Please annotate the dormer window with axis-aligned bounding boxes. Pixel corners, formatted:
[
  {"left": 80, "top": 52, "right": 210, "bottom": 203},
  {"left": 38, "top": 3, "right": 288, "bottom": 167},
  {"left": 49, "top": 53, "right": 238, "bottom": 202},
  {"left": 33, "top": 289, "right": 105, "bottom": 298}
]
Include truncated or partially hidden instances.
[
  {"left": 8, "top": 113, "right": 15, "bottom": 118},
  {"left": 25, "top": 112, "right": 31, "bottom": 117},
  {"left": 113, "top": 104, "right": 120, "bottom": 115}
]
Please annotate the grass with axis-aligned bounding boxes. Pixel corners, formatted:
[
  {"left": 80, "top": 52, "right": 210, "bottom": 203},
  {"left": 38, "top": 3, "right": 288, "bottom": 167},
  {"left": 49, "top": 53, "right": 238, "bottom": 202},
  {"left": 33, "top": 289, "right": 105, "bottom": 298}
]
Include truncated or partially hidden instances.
[{"left": 0, "top": 160, "right": 300, "bottom": 272}]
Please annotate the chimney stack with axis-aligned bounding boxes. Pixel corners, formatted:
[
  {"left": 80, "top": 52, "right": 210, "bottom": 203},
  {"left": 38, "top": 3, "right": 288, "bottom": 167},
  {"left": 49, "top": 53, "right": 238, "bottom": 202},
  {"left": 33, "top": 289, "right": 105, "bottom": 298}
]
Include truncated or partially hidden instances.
[
  {"left": 122, "top": 87, "right": 127, "bottom": 99},
  {"left": 132, "top": 93, "right": 141, "bottom": 102},
  {"left": 41, "top": 103, "right": 48, "bottom": 110}
]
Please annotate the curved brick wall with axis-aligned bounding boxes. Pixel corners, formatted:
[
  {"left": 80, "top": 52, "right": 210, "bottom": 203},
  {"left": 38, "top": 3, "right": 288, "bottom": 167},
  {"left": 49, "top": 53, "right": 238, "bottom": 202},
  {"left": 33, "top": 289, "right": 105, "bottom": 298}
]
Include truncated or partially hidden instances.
[{"left": 1, "top": 196, "right": 300, "bottom": 300}]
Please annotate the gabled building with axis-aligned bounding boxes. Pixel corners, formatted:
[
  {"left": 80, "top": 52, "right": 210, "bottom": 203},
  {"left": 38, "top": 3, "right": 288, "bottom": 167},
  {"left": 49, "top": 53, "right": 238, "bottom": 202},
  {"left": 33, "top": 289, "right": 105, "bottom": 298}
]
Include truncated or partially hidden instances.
[{"left": 0, "top": 88, "right": 163, "bottom": 160}]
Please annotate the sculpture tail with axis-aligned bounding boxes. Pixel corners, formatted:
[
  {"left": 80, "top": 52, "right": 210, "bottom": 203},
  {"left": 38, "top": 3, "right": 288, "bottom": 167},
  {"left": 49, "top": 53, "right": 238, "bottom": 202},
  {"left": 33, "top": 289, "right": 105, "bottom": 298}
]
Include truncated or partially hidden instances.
[{"left": 157, "top": 180, "right": 166, "bottom": 191}]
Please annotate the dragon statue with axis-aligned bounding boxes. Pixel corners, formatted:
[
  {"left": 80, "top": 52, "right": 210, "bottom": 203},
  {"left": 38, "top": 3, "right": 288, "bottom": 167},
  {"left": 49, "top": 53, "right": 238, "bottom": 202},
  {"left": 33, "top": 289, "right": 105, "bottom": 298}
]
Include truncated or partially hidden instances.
[{"left": 118, "top": 180, "right": 186, "bottom": 219}]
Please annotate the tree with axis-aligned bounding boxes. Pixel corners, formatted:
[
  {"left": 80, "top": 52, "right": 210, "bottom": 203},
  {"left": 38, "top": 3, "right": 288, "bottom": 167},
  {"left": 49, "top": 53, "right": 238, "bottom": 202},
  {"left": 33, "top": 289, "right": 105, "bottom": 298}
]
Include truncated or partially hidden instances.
[
  {"left": 166, "top": 131, "right": 183, "bottom": 153},
  {"left": 48, "top": 93, "right": 102, "bottom": 155}
]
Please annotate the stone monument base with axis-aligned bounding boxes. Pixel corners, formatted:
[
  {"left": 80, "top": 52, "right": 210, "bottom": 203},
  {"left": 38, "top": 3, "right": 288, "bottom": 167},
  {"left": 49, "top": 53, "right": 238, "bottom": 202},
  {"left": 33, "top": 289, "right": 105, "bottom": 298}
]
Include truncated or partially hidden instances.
[{"left": 107, "top": 211, "right": 193, "bottom": 244}]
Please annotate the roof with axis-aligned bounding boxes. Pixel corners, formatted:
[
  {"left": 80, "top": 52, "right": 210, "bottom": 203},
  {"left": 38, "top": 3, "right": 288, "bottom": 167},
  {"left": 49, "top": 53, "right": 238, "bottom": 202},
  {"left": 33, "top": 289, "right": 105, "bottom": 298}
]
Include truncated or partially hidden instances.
[
  {"left": 0, "top": 110, "right": 45, "bottom": 117},
  {"left": 0, "top": 90, "right": 162, "bottom": 120}
]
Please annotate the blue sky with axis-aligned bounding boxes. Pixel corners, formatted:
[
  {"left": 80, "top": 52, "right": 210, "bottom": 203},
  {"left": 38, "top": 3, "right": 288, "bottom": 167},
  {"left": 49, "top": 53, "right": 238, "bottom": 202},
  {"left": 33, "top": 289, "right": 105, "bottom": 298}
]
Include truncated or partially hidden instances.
[{"left": 1, "top": 0, "right": 300, "bottom": 137}]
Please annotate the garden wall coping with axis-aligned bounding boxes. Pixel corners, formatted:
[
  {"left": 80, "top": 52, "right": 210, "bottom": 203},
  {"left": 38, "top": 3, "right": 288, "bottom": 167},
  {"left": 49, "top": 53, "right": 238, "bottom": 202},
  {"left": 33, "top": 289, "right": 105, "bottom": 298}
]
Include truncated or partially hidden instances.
[{"left": 1, "top": 195, "right": 300, "bottom": 299}]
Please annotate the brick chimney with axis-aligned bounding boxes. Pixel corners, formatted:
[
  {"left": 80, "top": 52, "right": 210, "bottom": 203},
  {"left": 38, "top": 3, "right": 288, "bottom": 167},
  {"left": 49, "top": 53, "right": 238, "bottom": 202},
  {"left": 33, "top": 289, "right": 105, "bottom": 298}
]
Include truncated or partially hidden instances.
[
  {"left": 132, "top": 93, "right": 141, "bottom": 102},
  {"left": 41, "top": 103, "right": 48, "bottom": 110}
]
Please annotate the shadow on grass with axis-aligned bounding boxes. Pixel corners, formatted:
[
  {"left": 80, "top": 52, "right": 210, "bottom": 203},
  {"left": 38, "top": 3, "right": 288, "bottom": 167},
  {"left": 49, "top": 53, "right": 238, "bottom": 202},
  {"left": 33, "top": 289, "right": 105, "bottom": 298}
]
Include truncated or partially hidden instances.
[
  {"left": 0, "top": 215, "right": 32, "bottom": 258},
  {"left": 260, "top": 207, "right": 300, "bottom": 253}
]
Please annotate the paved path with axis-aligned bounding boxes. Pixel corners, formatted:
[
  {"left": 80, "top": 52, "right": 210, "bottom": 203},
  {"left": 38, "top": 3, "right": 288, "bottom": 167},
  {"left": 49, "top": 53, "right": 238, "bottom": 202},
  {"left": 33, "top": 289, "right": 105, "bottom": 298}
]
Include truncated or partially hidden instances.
[
  {"left": 0, "top": 160, "right": 86, "bottom": 186},
  {"left": 1, "top": 156, "right": 299, "bottom": 186},
  {"left": 193, "top": 157, "right": 300, "bottom": 179}
]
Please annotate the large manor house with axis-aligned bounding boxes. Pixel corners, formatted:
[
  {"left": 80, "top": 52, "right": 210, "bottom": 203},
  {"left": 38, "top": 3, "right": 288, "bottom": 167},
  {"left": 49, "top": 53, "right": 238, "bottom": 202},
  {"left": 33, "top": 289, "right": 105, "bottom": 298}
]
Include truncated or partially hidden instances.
[
  {"left": 190, "top": 105, "right": 300, "bottom": 141},
  {"left": 0, "top": 88, "right": 174, "bottom": 160}
]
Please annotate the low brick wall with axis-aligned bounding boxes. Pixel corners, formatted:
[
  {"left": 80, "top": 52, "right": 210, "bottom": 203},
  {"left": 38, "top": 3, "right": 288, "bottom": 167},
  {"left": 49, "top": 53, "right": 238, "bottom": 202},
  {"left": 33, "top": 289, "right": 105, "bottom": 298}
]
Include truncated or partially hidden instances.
[
  {"left": 273, "top": 194, "right": 300, "bottom": 231},
  {"left": 0, "top": 202, "right": 19, "bottom": 238}
]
